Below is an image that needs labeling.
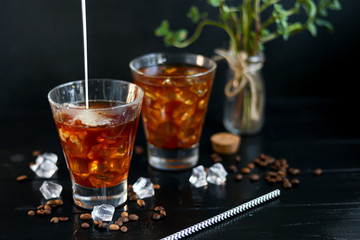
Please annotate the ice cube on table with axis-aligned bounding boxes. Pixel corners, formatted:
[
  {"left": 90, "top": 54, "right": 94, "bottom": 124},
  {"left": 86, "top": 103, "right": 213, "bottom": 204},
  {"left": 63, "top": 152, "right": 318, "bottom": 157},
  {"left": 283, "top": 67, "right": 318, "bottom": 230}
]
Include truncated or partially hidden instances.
[
  {"left": 189, "top": 165, "right": 208, "bottom": 188},
  {"left": 35, "top": 160, "right": 58, "bottom": 178},
  {"left": 206, "top": 163, "right": 228, "bottom": 185},
  {"left": 91, "top": 204, "right": 115, "bottom": 222},
  {"left": 132, "top": 177, "right": 154, "bottom": 199},
  {"left": 30, "top": 152, "right": 59, "bottom": 178},
  {"left": 39, "top": 181, "right": 63, "bottom": 200}
]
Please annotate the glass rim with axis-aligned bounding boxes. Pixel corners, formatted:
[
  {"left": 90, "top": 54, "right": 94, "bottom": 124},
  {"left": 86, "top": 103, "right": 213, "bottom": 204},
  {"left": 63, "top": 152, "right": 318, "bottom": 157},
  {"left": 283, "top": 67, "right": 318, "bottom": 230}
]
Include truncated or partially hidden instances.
[
  {"left": 48, "top": 79, "right": 144, "bottom": 111},
  {"left": 129, "top": 52, "right": 217, "bottom": 79}
]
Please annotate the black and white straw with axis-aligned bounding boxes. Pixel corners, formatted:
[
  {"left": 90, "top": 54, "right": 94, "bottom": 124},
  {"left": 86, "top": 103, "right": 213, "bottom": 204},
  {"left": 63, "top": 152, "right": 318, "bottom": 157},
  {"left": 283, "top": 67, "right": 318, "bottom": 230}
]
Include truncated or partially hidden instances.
[{"left": 160, "top": 189, "right": 280, "bottom": 240}]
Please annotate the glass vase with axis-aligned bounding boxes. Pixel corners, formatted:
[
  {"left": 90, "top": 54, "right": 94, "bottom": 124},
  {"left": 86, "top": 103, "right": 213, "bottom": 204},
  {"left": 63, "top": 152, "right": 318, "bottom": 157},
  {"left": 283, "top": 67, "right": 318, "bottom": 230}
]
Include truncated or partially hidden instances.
[{"left": 223, "top": 52, "right": 265, "bottom": 135}]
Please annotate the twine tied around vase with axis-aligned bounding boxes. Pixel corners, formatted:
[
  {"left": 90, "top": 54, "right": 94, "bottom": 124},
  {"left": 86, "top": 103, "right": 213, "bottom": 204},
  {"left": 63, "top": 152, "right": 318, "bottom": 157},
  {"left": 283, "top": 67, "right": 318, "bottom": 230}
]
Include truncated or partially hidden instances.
[{"left": 214, "top": 49, "right": 263, "bottom": 121}]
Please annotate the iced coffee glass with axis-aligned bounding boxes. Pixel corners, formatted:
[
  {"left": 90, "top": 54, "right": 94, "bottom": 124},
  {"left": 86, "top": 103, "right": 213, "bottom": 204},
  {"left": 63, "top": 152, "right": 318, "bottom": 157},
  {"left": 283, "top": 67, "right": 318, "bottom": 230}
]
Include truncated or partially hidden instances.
[
  {"left": 48, "top": 79, "right": 143, "bottom": 209},
  {"left": 130, "top": 53, "right": 216, "bottom": 170}
]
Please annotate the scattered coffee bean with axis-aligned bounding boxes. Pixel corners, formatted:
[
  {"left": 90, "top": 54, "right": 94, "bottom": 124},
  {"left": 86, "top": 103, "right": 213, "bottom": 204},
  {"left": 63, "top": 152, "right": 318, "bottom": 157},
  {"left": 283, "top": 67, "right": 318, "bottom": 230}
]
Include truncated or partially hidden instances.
[
  {"left": 154, "top": 206, "right": 164, "bottom": 211},
  {"left": 228, "top": 165, "right": 237, "bottom": 173},
  {"left": 36, "top": 209, "right": 45, "bottom": 216},
  {"left": 247, "top": 163, "right": 255, "bottom": 169},
  {"left": 129, "top": 192, "right": 139, "bottom": 201},
  {"left": 277, "top": 170, "right": 286, "bottom": 177},
  {"left": 45, "top": 209, "right": 52, "bottom": 215},
  {"left": 134, "top": 145, "right": 145, "bottom": 155},
  {"left": 129, "top": 214, "right": 139, "bottom": 221},
  {"left": 50, "top": 217, "right": 59, "bottom": 224},
  {"left": 37, "top": 205, "right": 44, "bottom": 210},
  {"left": 58, "top": 217, "right": 69, "bottom": 222},
  {"left": 235, "top": 173, "right": 243, "bottom": 181},
  {"left": 240, "top": 167, "right": 251, "bottom": 174},
  {"left": 235, "top": 155, "right": 241, "bottom": 163},
  {"left": 313, "top": 168, "right": 322, "bottom": 176},
  {"left": 55, "top": 199, "right": 63, "bottom": 206},
  {"left": 159, "top": 210, "right": 166, "bottom": 217},
  {"left": 152, "top": 213, "right": 161, "bottom": 220},
  {"left": 109, "top": 224, "right": 120, "bottom": 231},
  {"left": 121, "top": 211, "right": 128, "bottom": 218},
  {"left": 253, "top": 158, "right": 261, "bottom": 165},
  {"left": 153, "top": 184, "right": 161, "bottom": 190},
  {"left": 115, "top": 220, "right": 123, "bottom": 227},
  {"left": 120, "top": 226, "right": 128, "bottom": 233},
  {"left": 98, "top": 222, "right": 108, "bottom": 229},
  {"left": 32, "top": 150, "right": 41, "bottom": 157},
  {"left": 27, "top": 210, "right": 35, "bottom": 216},
  {"left": 122, "top": 217, "right": 129, "bottom": 223},
  {"left": 288, "top": 168, "right": 301, "bottom": 176},
  {"left": 16, "top": 175, "right": 28, "bottom": 182},
  {"left": 46, "top": 200, "right": 57, "bottom": 207},
  {"left": 81, "top": 223, "right": 90, "bottom": 229},
  {"left": 266, "top": 171, "right": 277, "bottom": 177},
  {"left": 275, "top": 175, "right": 283, "bottom": 183},
  {"left": 44, "top": 204, "right": 52, "bottom": 211},
  {"left": 93, "top": 220, "right": 102, "bottom": 225},
  {"left": 291, "top": 178, "right": 300, "bottom": 186},
  {"left": 264, "top": 175, "right": 276, "bottom": 184},
  {"left": 80, "top": 213, "right": 92, "bottom": 220},
  {"left": 249, "top": 174, "right": 260, "bottom": 182},
  {"left": 137, "top": 199, "right": 146, "bottom": 208},
  {"left": 282, "top": 178, "right": 292, "bottom": 189}
]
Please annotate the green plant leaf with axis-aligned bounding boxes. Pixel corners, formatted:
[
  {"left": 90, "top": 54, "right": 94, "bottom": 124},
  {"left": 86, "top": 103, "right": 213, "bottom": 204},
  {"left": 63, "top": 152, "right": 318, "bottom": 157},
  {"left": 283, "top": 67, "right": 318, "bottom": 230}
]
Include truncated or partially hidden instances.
[
  {"left": 315, "top": 18, "right": 333, "bottom": 32},
  {"left": 208, "top": 0, "right": 221, "bottom": 7},
  {"left": 187, "top": 6, "right": 201, "bottom": 23},
  {"left": 154, "top": 20, "right": 170, "bottom": 37},
  {"left": 307, "top": 22, "right": 317, "bottom": 36}
]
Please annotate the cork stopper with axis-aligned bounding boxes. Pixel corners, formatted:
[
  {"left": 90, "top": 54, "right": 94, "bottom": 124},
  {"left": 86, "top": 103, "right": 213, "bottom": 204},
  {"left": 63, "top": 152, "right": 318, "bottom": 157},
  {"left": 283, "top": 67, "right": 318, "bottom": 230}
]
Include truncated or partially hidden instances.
[{"left": 210, "top": 132, "right": 241, "bottom": 154}]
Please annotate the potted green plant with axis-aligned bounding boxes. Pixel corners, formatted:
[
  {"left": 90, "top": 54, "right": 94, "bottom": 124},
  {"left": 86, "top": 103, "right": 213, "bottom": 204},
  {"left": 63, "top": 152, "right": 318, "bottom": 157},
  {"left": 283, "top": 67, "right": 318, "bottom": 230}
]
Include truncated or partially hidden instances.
[{"left": 155, "top": 0, "right": 341, "bottom": 135}]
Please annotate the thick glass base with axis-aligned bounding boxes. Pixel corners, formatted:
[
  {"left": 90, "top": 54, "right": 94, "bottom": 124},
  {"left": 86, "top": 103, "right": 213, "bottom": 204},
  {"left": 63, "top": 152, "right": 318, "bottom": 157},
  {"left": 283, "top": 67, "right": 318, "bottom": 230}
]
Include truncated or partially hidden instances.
[
  {"left": 147, "top": 143, "right": 199, "bottom": 171},
  {"left": 72, "top": 179, "right": 127, "bottom": 209}
]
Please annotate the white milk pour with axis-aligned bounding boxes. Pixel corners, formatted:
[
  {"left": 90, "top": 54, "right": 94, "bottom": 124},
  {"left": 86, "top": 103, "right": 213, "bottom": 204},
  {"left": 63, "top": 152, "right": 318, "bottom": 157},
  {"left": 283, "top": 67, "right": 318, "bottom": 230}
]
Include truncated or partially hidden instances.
[{"left": 81, "top": 0, "right": 89, "bottom": 109}]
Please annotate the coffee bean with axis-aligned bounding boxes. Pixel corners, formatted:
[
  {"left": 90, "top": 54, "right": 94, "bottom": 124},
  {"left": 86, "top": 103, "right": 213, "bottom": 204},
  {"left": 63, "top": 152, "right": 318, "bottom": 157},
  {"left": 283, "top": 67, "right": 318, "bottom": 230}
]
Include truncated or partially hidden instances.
[
  {"left": 50, "top": 217, "right": 59, "bottom": 224},
  {"left": 120, "top": 226, "right": 128, "bottom": 233},
  {"left": 122, "top": 217, "right": 129, "bottom": 223},
  {"left": 247, "top": 163, "right": 255, "bottom": 169},
  {"left": 160, "top": 210, "right": 166, "bottom": 217},
  {"left": 80, "top": 213, "right": 92, "bottom": 220},
  {"left": 44, "top": 204, "right": 52, "bottom": 211},
  {"left": 235, "top": 155, "right": 241, "bottom": 163},
  {"left": 277, "top": 170, "right": 286, "bottom": 177},
  {"left": 275, "top": 175, "right": 283, "bottom": 182},
  {"left": 115, "top": 220, "right": 123, "bottom": 226},
  {"left": 98, "top": 222, "right": 108, "bottom": 229},
  {"left": 58, "top": 217, "right": 69, "bottom": 222},
  {"left": 258, "top": 161, "right": 268, "bottom": 168},
  {"left": 45, "top": 209, "right": 52, "bottom": 215},
  {"left": 282, "top": 178, "right": 292, "bottom": 189},
  {"left": 228, "top": 165, "right": 237, "bottom": 173},
  {"left": 55, "top": 199, "right": 63, "bottom": 206},
  {"left": 32, "top": 150, "right": 41, "bottom": 157},
  {"left": 134, "top": 145, "right": 145, "bottom": 155},
  {"left": 264, "top": 176, "right": 276, "bottom": 184},
  {"left": 266, "top": 171, "right": 277, "bottom": 177},
  {"left": 152, "top": 213, "right": 161, "bottom": 220},
  {"left": 154, "top": 206, "right": 164, "bottom": 211},
  {"left": 153, "top": 184, "right": 161, "bottom": 190},
  {"left": 235, "top": 173, "right": 243, "bottom": 181},
  {"left": 27, "top": 210, "right": 35, "bottom": 216},
  {"left": 37, "top": 205, "right": 44, "bottom": 210},
  {"left": 121, "top": 211, "right": 128, "bottom": 218},
  {"left": 265, "top": 157, "right": 275, "bottom": 164},
  {"left": 128, "top": 184, "right": 133, "bottom": 191},
  {"left": 253, "top": 158, "right": 261, "bottom": 165},
  {"left": 93, "top": 220, "right": 102, "bottom": 225},
  {"left": 46, "top": 200, "right": 57, "bottom": 207},
  {"left": 241, "top": 167, "right": 251, "bottom": 174},
  {"left": 129, "top": 214, "right": 139, "bottom": 221},
  {"left": 313, "top": 168, "right": 322, "bottom": 176},
  {"left": 109, "top": 224, "right": 120, "bottom": 231},
  {"left": 81, "top": 223, "right": 90, "bottom": 229},
  {"left": 249, "top": 174, "right": 260, "bottom": 182},
  {"left": 36, "top": 209, "right": 45, "bottom": 216},
  {"left": 137, "top": 199, "right": 146, "bottom": 208},
  {"left": 291, "top": 178, "right": 300, "bottom": 186},
  {"left": 279, "top": 158, "right": 288, "bottom": 165},
  {"left": 129, "top": 192, "right": 139, "bottom": 201},
  {"left": 288, "top": 168, "right": 300, "bottom": 176},
  {"left": 16, "top": 175, "right": 28, "bottom": 182}
]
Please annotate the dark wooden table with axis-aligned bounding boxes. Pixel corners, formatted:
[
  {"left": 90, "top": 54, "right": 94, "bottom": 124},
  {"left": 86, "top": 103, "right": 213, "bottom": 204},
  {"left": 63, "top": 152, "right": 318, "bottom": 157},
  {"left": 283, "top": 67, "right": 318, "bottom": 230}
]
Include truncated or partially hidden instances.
[{"left": 1, "top": 97, "right": 359, "bottom": 240}]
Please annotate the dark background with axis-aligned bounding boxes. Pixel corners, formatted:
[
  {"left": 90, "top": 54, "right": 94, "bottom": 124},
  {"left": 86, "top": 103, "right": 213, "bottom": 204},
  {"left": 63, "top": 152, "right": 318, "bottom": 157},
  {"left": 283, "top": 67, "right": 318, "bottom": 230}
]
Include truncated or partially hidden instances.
[{"left": 0, "top": 0, "right": 359, "bottom": 144}]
